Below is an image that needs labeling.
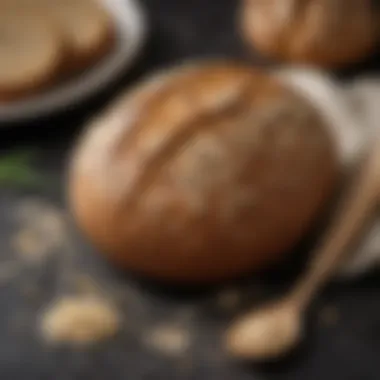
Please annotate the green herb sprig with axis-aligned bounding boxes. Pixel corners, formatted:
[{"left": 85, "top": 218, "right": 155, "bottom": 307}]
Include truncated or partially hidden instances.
[{"left": 0, "top": 150, "right": 46, "bottom": 189}]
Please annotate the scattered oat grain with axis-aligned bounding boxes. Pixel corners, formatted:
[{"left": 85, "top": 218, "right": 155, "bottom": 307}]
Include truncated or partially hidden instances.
[
  {"left": 40, "top": 296, "right": 121, "bottom": 345},
  {"left": 11, "top": 200, "right": 66, "bottom": 263},
  {"left": 143, "top": 324, "right": 191, "bottom": 356}
]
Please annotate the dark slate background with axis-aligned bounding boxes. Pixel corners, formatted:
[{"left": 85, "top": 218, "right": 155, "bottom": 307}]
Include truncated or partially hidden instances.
[{"left": 0, "top": 1, "right": 380, "bottom": 379}]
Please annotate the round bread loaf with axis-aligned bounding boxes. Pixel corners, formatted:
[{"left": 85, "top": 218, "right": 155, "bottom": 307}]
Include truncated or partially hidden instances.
[
  {"left": 0, "top": 7, "right": 64, "bottom": 101},
  {"left": 44, "top": 0, "right": 115, "bottom": 74},
  {"left": 68, "top": 62, "right": 338, "bottom": 284},
  {"left": 241, "top": 0, "right": 377, "bottom": 68}
]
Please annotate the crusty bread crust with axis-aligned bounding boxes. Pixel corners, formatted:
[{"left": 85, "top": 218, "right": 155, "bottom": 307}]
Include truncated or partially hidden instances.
[
  {"left": 69, "top": 61, "right": 338, "bottom": 284},
  {"left": 241, "top": 0, "right": 377, "bottom": 68}
]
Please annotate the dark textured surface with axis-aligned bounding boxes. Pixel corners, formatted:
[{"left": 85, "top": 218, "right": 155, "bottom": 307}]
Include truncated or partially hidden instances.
[{"left": 0, "top": 1, "right": 380, "bottom": 379}]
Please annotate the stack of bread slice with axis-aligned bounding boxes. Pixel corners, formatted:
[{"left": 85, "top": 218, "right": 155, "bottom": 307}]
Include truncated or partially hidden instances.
[{"left": 0, "top": 0, "right": 115, "bottom": 102}]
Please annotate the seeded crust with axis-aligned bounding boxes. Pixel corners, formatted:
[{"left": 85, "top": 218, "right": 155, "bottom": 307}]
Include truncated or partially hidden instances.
[
  {"left": 241, "top": 0, "right": 377, "bottom": 68},
  {"left": 0, "top": 7, "right": 64, "bottom": 102},
  {"left": 69, "top": 61, "right": 338, "bottom": 284},
  {"left": 43, "top": 0, "right": 115, "bottom": 75}
]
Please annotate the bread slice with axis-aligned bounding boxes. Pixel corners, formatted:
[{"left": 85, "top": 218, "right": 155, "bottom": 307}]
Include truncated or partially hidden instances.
[
  {"left": 45, "top": 0, "right": 115, "bottom": 75},
  {"left": 0, "top": 7, "right": 64, "bottom": 102}
]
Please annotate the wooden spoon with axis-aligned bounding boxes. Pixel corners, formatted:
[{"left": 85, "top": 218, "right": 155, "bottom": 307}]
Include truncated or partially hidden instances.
[{"left": 225, "top": 139, "right": 380, "bottom": 360}]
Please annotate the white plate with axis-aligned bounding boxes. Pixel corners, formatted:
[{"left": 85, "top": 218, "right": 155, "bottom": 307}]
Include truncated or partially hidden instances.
[{"left": 0, "top": 0, "right": 147, "bottom": 123}]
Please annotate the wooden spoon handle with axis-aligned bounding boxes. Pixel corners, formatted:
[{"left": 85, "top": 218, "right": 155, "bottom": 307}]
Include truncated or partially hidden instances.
[{"left": 290, "top": 141, "right": 380, "bottom": 308}]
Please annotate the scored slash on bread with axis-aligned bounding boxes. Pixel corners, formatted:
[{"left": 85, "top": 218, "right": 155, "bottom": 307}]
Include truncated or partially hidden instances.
[{"left": 0, "top": 0, "right": 115, "bottom": 102}]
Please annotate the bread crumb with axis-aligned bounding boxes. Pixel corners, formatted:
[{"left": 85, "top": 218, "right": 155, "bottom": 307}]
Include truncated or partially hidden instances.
[
  {"left": 11, "top": 228, "right": 52, "bottom": 262},
  {"left": 40, "top": 296, "right": 121, "bottom": 345},
  {"left": 12, "top": 200, "right": 66, "bottom": 263},
  {"left": 319, "top": 305, "right": 340, "bottom": 327},
  {"left": 142, "top": 324, "right": 191, "bottom": 356}
]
